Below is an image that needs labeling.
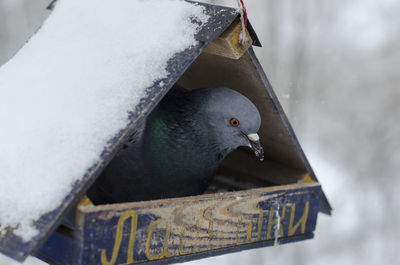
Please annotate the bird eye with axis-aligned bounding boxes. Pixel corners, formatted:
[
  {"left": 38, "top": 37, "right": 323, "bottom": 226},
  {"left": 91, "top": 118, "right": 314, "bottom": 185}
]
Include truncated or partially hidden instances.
[{"left": 230, "top": 118, "right": 240, "bottom": 127}]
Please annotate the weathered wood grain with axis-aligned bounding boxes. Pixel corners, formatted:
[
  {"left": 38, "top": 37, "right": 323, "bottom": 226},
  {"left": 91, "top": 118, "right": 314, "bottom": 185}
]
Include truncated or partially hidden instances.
[
  {"left": 73, "top": 183, "right": 321, "bottom": 265},
  {"left": 204, "top": 19, "right": 252, "bottom": 59}
]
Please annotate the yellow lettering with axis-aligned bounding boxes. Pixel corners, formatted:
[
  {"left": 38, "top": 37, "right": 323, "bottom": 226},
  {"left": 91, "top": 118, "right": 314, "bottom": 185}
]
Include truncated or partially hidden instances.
[
  {"left": 179, "top": 229, "right": 190, "bottom": 255},
  {"left": 288, "top": 201, "right": 309, "bottom": 236},
  {"left": 235, "top": 218, "right": 243, "bottom": 243},
  {"left": 207, "top": 220, "right": 214, "bottom": 249},
  {"left": 246, "top": 221, "right": 253, "bottom": 241},
  {"left": 100, "top": 210, "right": 138, "bottom": 265},
  {"left": 235, "top": 210, "right": 264, "bottom": 245},
  {"left": 145, "top": 218, "right": 172, "bottom": 260},
  {"left": 236, "top": 220, "right": 253, "bottom": 245},
  {"left": 266, "top": 206, "right": 286, "bottom": 240},
  {"left": 257, "top": 210, "right": 264, "bottom": 240},
  {"left": 207, "top": 220, "right": 213, "bottom": 237}
]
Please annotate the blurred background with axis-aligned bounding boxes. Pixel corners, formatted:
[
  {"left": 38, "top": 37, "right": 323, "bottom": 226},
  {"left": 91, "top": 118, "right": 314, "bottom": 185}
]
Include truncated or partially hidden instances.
[{"left": 1, "top": 0, "right": 399, "bottom": 264}]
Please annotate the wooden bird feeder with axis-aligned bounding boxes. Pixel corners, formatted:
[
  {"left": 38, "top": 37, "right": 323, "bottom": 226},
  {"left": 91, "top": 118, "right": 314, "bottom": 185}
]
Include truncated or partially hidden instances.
[{"left": 0, "top": 1, "right": 331, "bottom": 264}]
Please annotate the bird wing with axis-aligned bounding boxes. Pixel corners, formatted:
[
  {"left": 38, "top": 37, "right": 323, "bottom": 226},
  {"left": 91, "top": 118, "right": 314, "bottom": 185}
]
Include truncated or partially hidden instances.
[{"left": 87, "top": 118, "right": 146, "bottom": 204}]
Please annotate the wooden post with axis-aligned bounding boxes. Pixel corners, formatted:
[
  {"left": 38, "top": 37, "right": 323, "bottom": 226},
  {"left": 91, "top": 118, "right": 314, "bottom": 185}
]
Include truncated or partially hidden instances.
[{"left": 204, "top": 19, "right": 252, "bottom": 59}]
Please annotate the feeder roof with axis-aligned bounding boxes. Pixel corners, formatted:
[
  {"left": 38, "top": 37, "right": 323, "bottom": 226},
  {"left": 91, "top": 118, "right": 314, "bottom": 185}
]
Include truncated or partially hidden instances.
[{"left": 0, "top": 0, "right": 251, "bottom": 261}]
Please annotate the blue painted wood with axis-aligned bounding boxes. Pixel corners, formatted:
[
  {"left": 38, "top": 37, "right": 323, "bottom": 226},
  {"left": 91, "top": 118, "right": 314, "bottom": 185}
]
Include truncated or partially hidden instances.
[
  {"left": 127, "top": 233, "right": 314, "bottom": 265},
  {"left": 189, "top": 1, "right": 260, "bottom": 46},
  {"left": 73, "top": 184, "right": 321, "bottom": 265},
  {"left": 35, "top": 226, "right": 74, "bottom": 265},
  {"left": 0, "top": 2, "right": 239, "bottom": 262}
]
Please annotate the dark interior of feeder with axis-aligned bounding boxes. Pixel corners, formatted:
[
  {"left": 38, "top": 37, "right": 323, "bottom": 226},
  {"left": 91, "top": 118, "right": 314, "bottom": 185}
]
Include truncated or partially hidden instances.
[
  {"left": 177, "top": 50, "right": 311, "bottom": 193},
  {"left": 83, "top": 50, "right": 312, "bottom": 206}
]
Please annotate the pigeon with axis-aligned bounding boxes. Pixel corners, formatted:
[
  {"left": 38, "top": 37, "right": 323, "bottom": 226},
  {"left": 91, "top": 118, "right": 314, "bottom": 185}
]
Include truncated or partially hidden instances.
[{"left": 87, "top": 85, "right": 263, "bottom": 204}]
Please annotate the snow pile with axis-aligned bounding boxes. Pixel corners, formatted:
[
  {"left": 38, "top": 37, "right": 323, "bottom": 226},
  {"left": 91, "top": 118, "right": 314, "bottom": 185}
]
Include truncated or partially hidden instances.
[
  {"left": 0, "top": 0, "right": 208, "bottom": 241},
  {"left": 0, "top": 254, "right": 46, "bottom": 265}
]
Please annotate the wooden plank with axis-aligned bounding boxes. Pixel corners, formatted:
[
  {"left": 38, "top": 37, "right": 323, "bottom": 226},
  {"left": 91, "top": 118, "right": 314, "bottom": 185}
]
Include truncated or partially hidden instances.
[
  {"left": 37, "top": 197, "right": 94, "bottom": 264},
  {"left": 190, "top": 1, "right": 240, "bottom": 44},
  {"left": 124, "top": 233, "right": 314, "bottom": 265},
  {"left": 204, "top": 18, "right": 253, "bottom": 59},
  {"left": 74, "top": 183, "right": 321, "bottom": 265},
  {"left": 35, "top": 226, "right": 74, "bottom": 265}
]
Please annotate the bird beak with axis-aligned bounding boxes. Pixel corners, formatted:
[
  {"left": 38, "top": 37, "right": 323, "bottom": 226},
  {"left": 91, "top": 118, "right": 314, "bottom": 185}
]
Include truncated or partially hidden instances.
[{"left": 246, "top": 133, "right": 264, "bottom": 161}]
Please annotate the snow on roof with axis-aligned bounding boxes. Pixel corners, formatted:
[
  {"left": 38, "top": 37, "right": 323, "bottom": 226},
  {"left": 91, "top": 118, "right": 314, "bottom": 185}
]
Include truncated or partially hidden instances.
[{"left": 0, "top": 0, "right": 208, "bottom": 242}]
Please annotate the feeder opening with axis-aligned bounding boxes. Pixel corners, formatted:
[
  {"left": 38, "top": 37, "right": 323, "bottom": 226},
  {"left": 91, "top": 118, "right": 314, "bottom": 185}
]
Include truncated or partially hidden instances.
[{"left": 86, "top": 49, "right": 312, "bottom": 206}]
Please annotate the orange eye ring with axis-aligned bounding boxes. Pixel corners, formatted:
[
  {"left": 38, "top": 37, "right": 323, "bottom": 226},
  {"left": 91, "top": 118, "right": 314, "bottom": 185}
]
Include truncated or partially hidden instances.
[{"left": 230, "top": 118, "right": 240, "bottom": 127}]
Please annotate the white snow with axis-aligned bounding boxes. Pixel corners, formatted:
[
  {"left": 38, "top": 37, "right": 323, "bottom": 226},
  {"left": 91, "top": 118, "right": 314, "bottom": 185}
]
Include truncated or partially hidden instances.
[
  {"left": 0, "top": 254, "right": 46, "bottom": 265},
  {"left": 0, "top": 0, "right": 208, "bottom": 242},
  {"left": 273, "top": 203, "right": 281, "bottom": 246}
]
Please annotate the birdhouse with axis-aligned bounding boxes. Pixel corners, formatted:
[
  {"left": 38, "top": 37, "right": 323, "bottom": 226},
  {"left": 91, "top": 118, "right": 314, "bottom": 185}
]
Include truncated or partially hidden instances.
[{"left": 0, "top": 1, "right": 331, "bottom": 264}]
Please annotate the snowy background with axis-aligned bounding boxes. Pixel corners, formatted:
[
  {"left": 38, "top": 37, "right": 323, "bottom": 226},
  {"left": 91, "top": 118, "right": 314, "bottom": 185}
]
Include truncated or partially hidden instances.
[{"left": 1, "top": 0, "right": 399, "bottom": 264}]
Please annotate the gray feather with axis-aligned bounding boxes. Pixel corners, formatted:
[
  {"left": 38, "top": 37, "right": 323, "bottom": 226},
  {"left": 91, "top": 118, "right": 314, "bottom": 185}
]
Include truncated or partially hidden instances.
[{"left": 87, "top": 85, "right": 262, "bottom": 204}]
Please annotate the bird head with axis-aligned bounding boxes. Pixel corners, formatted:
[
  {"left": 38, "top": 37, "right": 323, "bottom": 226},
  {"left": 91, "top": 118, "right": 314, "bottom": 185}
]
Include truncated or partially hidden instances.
[{"left": 191, "top": 87, "right": 264, "bottom": 161}]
